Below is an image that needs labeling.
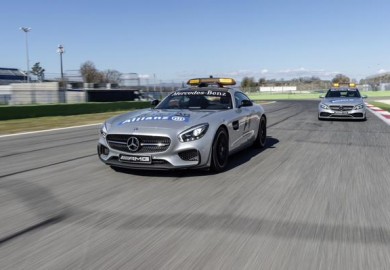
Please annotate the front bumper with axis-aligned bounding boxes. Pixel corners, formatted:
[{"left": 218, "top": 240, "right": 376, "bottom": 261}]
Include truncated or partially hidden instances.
[
  {"left": 318, "top": 107, "right": 366, "bottom": 120},
  {"left": 97, "top": 133, "right": 213, "bottom": 170}
]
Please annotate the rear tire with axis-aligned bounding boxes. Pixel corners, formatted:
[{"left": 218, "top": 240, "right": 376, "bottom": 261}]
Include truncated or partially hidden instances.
[
  {"left": 210, "top": 127, "right": 229, "bottom": 173},
  {"left": 253, "top": 116, "right": 267, "bottom": 148}
]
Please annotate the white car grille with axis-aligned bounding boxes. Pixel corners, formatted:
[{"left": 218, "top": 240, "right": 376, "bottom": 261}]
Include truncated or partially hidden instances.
[
  {"left": 329, "top": 105, "right": 354, "bottom": 111},
  {"left": 106, "top": 134, "right": 171, "bottom": 153}
]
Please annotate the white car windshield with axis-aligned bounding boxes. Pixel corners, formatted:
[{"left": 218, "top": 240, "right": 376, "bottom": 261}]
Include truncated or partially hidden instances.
[
  {"left": 156, "top": 90, "right": 232, "bottom": 110},
  {"left": 325, "top": 89, "right": 361, "bottom": 98}
]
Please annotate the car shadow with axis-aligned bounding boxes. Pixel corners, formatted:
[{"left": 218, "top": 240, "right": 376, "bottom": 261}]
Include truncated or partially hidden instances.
[
  {"left": 4, "top": 179, "right": 390, "bottom": 246},
  {"left": 0, "top": 179, "right": 69, "bottom": 245},
  {"left": 224, "top": 136, "right": 279, "bottom": 172},
  {"left": 111, "top": 136, "right": 279, "bottom": 178}
]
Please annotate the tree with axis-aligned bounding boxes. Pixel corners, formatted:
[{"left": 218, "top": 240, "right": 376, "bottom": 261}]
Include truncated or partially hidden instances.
[
  {"left": 80, "top": 61, "right": 103, "bottom": 83},
  {"left": 258, "top": 77, "right": 267, "bottom": 86},
  {"left": 331, "top": 74, "right": 350, "bottom": 84},
  {"left": 101, "top": 69, "right": 122, "bottom": 84},
  {"left": 31, "top": 62, "right": 45, "bottom": 82},
  {"left": 241, "top": 77, "right": 256, "bottom": 88}
]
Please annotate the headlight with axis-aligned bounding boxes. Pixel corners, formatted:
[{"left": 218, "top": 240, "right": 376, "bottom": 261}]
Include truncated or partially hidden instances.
[
  {"left": 320, "top": 103, "right": 329, "bottom": 110},
  {"left": 100, "top": 122, "right": 111, "bottom": 138},
  {"left": 179, "top": 123, "right": 209, "bottom": 142},
  {"left": 353, "top": 103, "right": 364, "bottom": 110}
]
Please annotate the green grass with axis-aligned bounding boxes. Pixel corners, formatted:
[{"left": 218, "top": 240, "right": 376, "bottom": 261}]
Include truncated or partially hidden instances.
[
  {"left": 0, "top": 111, "right": 129, "bottom": 135},
  {"left": 0, "top": 101, "right": 150, "bottom": 120},
  {"left": 248, "top": 92, "right": 321, "bottom": 100},
  {"left": 369, "top": 101, "right": 390, "bottom": 112}
]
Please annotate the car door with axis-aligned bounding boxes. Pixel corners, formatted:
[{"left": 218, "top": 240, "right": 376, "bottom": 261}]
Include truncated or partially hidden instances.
[{"left": 229, "top": 92, "right": 254, "bottom": 150}]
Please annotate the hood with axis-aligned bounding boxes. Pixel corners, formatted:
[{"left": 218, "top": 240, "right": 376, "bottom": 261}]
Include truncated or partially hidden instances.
[
  {"left": 106, "top": 109, "right": 217, "bottom": 133},
  {"left": 322, "top": 97, "right": 363, "bottom": 105}
]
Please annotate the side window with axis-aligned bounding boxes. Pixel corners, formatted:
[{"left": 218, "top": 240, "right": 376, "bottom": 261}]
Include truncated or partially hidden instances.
[{"left": 234, "top": 92, "right": 252, "bottom": 108}]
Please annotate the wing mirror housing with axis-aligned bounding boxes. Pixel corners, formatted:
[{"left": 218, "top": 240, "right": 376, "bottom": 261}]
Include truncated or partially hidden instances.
[{"left": 151, "top": 99, "right": 160, "bottom": 107}]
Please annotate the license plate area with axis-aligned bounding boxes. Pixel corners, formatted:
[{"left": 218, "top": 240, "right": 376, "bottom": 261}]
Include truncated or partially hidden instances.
[
  {"left": 334, "top": 111, "right": 348, "bottom": 115},
  {"left": 119, "top": 155, "right": 151, "bottom": 164}
]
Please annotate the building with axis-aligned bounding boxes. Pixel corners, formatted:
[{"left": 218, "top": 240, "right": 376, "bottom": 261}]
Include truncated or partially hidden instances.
[{"left": 0, "top": 67, "right": 27, "bottom": 85}]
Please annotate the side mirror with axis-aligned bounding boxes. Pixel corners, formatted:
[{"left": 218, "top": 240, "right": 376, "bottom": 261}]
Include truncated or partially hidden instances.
[
  {"left": 151, "top": 99, "right": 160, "bottom": 107},
  {"left": 239, "top": 100, "right": 253, "bottom": 108},
  {"left": 319, "top": 95, "right": 325, "bottom": 98},
  {"left": 362, "top": 95, "right": 367, "bottom": 99}
]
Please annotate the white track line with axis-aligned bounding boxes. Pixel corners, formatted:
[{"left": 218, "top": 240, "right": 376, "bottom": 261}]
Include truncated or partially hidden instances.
[{"left": 366, "top": 103, "right": 390, "bottom": 126}]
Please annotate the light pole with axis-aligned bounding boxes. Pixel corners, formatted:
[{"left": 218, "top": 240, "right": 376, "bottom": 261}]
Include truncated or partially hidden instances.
[
  {"left": 57, "top": 44, "right": 65, "bottom": 82},
  {"left": 20, "top": 27, "right": 31, "bottom": 83}
]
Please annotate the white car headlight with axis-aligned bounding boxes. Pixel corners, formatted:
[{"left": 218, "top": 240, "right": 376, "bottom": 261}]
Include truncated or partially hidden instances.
[
  {"left": 353, "top": 103, "right": 364, "bottom": 110},
  {"left": 179, "top": 123, "right": 209, "bottom": 142},
  {"left": 320, "top": 103, "right": 329, "bottom": 110},
  {"left": 100, "top": 122, "right": 111, "bottom": 138}
]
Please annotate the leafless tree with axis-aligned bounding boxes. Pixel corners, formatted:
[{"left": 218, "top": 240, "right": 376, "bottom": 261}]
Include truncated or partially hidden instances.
[
  {"left": 80, "top": 61, "right": 103, "bottom": 83},
  {"left": 331, "top": 74, "right": 350, "bottom": 84},
  {"left": 102, "top": 69, "right": 122, "bottom": 84}
]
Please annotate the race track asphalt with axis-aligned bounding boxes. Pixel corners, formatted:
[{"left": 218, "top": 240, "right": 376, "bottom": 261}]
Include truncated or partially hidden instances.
[{"left": 1, "top": 100, "right": 390, "bottom": 270}]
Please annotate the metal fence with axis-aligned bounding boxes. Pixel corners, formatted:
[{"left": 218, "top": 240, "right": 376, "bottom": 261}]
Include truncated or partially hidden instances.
[{"left": 0, "top": 94, "right": 11, "bottom": 105}]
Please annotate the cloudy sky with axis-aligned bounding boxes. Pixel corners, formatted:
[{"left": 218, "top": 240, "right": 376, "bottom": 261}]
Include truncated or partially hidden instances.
[{"left": 1, "top": 0, "right": 389, "bottom": 82}]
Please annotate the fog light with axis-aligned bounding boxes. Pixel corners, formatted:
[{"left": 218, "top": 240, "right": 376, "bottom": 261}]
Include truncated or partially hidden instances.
[{"left": 98, "top": 144, "right": 109, "bottom": 155}]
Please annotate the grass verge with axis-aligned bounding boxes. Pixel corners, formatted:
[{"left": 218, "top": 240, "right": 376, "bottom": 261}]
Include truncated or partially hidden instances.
[
  {"left": 369, "top": 101, "right": 390, "bottom": 112},
  {"left": 0, "top": 111, "right": 129, "bottom": 136}
]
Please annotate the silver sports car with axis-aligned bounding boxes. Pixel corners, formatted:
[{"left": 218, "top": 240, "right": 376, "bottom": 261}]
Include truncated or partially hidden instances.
[
  {"left": 97, "top": 77, "right": 267, "bottom": 172},
  {"left": 318, "top": 83, "right": 367, "bottom": 120}
]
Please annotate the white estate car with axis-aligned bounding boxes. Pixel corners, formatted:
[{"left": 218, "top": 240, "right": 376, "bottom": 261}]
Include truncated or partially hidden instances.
[{"left": 318, "top": 83, "right": 367, "bottom": 120}]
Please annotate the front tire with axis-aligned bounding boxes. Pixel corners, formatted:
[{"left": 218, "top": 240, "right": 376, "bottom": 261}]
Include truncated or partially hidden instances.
[
  {"left": 253, "top": 115, "right": 267, "bottom": 148},
  {"left": 210, "top": 127, "right": 229, "bottom": 172}
]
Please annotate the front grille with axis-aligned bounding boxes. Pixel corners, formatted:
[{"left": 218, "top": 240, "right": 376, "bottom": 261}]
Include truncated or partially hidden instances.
[
  {"left": 329, "top": 105, "right": 354, "bottom": 111},
  {"left": 178, "top": 150, "right": 199, "bottom": 161},
  {"left": 106, "top": 134, "right": 171, "bottom": 153},
  {"left": 330, "top": 114, "right": 351, "bottom": 118}
]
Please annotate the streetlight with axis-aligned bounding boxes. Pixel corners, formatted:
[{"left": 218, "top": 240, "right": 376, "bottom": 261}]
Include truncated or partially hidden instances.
[
  {"left": 20, "top": 27, "right": 31, "bottom": 83},
  {"left": 57, "top": 44, "right": 65, "bottom": 82}
]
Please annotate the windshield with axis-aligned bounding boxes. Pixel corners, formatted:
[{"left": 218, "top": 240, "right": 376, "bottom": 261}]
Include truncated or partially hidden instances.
[
  {"left": 155, "top": 90, "right": 232, "bottom": 110},
  {"left": 325, "top": 89, "right": 361, "bottom": 98}
]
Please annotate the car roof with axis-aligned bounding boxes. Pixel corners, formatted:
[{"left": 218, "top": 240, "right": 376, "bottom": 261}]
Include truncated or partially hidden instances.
[{"left": 329, "top": 88, "right": 359, "bottom": 91}]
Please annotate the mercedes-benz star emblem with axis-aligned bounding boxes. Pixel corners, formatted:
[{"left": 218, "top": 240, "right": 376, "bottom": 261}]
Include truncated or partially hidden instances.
[{"left": 127, "top": 137, "right": 140, "bottom": 152}]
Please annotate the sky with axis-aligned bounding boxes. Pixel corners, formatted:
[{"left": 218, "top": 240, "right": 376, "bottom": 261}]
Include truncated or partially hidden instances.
[{"left": 1, "top": 0, "right": 390, "bottom": 83}]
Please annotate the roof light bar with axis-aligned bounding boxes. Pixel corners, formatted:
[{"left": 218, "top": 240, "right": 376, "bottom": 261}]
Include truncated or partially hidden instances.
[
  {"left": 187, "top": 77, "right": 236, "bottom": 86},
  {"left": 332, "top": 83, "right": 357, "bottom": 88}
]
